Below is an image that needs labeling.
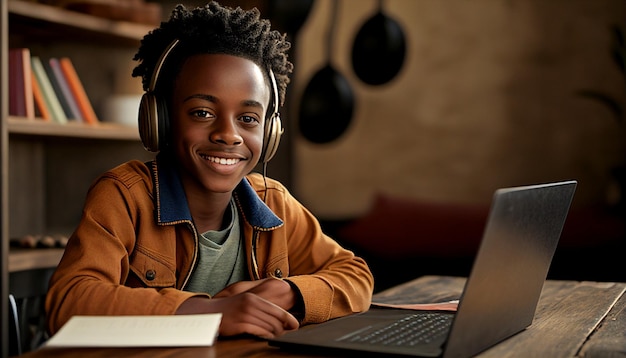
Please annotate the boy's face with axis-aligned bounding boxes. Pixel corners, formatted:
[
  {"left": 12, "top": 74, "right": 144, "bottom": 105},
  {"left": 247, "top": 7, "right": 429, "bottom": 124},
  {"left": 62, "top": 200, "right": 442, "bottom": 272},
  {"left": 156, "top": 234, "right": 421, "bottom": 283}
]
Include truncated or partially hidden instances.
[{"left": 170, "top": 54, "right": 269, "bottom": 195}]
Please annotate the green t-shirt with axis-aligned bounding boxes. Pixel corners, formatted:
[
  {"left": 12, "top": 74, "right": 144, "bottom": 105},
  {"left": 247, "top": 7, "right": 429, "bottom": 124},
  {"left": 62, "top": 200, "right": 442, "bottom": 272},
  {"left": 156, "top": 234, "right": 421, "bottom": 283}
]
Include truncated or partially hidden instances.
[{"left": 184, "top": 198, "right": 247, "bottom": 296}]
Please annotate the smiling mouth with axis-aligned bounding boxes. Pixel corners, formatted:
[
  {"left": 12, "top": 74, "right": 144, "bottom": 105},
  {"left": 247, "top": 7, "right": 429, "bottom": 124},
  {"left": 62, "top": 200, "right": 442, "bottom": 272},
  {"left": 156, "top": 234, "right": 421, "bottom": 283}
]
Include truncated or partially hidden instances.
[{"left": 201, "top": 154, "right": 241, "bottom": 165}]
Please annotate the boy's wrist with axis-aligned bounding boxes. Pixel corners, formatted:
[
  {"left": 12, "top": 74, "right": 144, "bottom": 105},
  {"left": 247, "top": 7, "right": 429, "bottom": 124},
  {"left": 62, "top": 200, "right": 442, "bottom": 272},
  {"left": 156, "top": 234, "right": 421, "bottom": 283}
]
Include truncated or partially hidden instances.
[{"left": 284, "top": 279, "right": 305, "bottom": 321}]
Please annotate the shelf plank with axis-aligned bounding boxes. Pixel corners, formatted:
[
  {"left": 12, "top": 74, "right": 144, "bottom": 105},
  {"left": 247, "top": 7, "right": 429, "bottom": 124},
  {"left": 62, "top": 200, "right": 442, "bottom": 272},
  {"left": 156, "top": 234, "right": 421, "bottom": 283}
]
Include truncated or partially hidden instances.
[
  {"left": 8, "top": 0, "right": 154, "bottom": 43},
  {"left": 8, "top": 117, "right": 140, "bottom": 140},
  {"left": 9, "top": 248, "right": 64, "bottom": 272}
]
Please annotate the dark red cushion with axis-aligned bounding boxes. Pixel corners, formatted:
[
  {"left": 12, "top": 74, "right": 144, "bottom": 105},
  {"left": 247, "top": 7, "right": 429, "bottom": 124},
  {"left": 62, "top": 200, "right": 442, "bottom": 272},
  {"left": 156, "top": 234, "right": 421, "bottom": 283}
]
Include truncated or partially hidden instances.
[
  {"left": 337, "top": 193, "right": 489, "bottom": 259},
  {"left": 337, "top": 193, "right": 625, "bottom": 259}
]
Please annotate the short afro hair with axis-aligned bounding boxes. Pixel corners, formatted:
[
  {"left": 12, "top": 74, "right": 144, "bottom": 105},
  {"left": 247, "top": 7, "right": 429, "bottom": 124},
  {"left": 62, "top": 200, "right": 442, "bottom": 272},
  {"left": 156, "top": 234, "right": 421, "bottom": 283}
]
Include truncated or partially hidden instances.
[{"left": 132, "top": 1, "right": 293, "bottom": 105}]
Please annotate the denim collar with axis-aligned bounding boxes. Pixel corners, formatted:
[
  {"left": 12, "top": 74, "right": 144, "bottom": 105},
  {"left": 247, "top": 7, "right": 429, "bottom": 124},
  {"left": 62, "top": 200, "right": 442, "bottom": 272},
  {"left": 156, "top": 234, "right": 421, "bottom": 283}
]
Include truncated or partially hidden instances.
[{"left": 150, "top": 153, "right": 283, "bottom": 230}]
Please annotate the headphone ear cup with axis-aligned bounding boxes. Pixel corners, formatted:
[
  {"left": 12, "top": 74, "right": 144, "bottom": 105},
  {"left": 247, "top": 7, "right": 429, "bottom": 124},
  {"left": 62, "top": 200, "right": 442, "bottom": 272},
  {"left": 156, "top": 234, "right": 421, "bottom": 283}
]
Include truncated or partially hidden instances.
[
  {"left": 138, "top": 92, "right": 160, "bottom": 152},
  {"left": 138, "top": 92, "right": 169, "bottom": 152},
  {"left": 262, "top": 113, "right": 283, "bottom": 163},
  {"left": 156, "top": 95, "right": 170, "bottom": 149}
]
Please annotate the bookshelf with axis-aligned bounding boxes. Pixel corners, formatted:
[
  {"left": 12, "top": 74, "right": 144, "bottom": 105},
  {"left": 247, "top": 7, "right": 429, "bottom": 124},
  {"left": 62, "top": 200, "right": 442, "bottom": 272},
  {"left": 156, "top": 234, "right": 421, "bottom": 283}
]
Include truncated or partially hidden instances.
[
  {"left": 2, "top": 2, "right": 157, "bottom": 355},
  {"left": 7, "top": 117, "right": 140, "bottom": 140},
  {"left": 8, "top": 1, "right": 151, "bottom": 46},
  {"left": 5, "top": 0, "right": 159, "bottom": 235}
]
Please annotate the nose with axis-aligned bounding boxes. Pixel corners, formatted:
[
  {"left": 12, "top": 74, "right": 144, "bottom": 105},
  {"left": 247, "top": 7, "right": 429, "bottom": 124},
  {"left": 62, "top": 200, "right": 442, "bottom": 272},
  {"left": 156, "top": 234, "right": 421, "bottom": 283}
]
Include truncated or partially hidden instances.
[{"left": 210, "top": 116, "right": 243, "bottom": 146}]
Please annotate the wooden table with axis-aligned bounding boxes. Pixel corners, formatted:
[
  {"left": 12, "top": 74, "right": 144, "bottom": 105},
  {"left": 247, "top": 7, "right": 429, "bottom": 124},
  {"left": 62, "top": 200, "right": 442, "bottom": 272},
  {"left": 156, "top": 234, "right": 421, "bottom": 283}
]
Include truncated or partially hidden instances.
[{"left": 14, "top": 275, "right": 626, "bottom": 358}]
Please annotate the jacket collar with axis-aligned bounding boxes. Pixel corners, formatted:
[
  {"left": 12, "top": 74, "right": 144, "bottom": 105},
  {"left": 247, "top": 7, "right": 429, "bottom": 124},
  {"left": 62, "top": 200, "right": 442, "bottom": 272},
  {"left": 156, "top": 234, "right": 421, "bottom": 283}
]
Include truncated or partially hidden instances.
[{"left": 151, "top": 153, "right": 283, "bottom": 230}]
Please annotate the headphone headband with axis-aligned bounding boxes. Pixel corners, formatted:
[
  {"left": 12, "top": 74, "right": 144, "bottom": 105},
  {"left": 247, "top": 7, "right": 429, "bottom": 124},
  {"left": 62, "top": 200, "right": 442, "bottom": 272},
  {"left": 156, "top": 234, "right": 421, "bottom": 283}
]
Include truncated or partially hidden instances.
[
  {"left": 262, "top": 68, "right": 283, "bottom": 163},
  {"left": 148, "top": 39, "right": 180, "bottom": 93},
  {"left": 269, "top": 68, "right": 279, "bottom": 116}
]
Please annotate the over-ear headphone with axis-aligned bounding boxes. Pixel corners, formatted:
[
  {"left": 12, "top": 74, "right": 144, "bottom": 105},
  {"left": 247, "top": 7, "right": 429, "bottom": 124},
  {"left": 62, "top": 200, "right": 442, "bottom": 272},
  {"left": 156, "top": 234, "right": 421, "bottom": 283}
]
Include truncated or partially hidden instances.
[
  {"left": 138, "top": 39, "right": 283, "bottom": 164},
  {"left": 138, "top": 39, "right": 178, "bottom": 154}
]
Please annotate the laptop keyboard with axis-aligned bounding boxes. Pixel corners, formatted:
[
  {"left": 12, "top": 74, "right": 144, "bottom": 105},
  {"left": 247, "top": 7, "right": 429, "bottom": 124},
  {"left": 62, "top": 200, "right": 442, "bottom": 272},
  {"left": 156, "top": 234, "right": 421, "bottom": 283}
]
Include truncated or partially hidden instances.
[{"left": 338, "top": 312, "right": 453, "bottom": 347}]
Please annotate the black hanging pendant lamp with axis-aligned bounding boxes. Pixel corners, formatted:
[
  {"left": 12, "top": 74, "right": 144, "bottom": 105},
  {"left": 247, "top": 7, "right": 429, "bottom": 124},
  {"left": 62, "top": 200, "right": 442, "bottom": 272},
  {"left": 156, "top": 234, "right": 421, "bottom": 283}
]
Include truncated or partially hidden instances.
[
  {"left": 351, "top": 0, "right": 407, "bottom": 85},
  {"left": 298, "top": 1, "right": 355, "bottom": 144}
]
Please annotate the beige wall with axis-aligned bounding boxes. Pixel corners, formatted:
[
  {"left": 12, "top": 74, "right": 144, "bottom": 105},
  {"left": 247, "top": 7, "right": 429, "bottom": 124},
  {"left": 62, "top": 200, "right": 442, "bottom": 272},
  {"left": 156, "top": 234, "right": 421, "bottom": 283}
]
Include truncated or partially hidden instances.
[{"left": 290, "top": 0, "right": 626, "bottom": 218}]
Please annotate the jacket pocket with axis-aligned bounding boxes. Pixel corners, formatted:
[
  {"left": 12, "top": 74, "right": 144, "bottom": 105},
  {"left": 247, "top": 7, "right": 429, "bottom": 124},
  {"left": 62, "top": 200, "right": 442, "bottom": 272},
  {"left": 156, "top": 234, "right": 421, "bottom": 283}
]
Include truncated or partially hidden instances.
[{"left": 129, "top": 247, "right": 177, "bottom": 288}]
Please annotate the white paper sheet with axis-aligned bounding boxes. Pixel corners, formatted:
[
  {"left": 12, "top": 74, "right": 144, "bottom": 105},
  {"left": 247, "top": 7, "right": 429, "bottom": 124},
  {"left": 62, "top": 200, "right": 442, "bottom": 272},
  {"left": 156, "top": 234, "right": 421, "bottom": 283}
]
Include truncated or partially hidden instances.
[{"left": 45, "top": 314, "right": 222, "bottom": 347}]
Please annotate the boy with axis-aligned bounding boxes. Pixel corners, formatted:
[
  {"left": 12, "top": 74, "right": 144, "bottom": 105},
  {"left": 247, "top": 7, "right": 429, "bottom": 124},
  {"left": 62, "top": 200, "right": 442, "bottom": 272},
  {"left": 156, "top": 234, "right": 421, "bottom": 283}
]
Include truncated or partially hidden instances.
[{"left": 46, "top": 1, "right": 374, "bottom": 339}]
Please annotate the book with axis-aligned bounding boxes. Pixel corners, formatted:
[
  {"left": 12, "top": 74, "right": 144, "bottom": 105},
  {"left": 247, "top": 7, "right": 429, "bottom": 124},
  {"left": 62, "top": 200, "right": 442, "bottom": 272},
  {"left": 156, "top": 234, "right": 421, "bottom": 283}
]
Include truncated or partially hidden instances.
[
  {"left": 21, "top": 49, "right": 35, "bottom": 119},
  {"left": 31, "top": 56, "right": 68, "bottom": 124},
  {"left": 370, "top": 300, "right": 459, "bottom": 311},
  {"left": 8, "top": 48, "right": 35, "bottom": 118},
  {"left": 43, "top": 59, "right": 75, "bottom": 121},
  {"left": 8, "top": 49, "right": 25, "bottom": 117},
  {"left": 31, "top": 73, "right": 52, "bottom": 121},
  {"left": 48, "top": 58, "right": 84, "bottom": 122},
  {"left": 59, "top": 57, "right": 99, "bottom": 124}
]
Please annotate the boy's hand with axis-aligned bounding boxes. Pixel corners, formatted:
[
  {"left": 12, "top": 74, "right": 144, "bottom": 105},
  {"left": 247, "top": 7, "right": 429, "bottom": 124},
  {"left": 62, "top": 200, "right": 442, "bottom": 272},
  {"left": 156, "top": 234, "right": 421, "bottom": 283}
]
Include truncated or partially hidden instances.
[
  {"left": 176, "top": 293, "right": 299, "bottom": 339},
  {"left": 214, "top": 278, "right": 297, "bottom": 312}
]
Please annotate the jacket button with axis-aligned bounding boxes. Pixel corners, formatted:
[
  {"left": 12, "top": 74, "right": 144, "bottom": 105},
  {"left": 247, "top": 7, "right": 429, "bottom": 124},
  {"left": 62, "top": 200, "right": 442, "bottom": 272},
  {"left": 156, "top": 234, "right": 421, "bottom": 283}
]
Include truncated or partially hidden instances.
[
  {"left": 274, "top": 269, "right": 283, "bottom": 278},
  {"left": 146, "top": 270, "right": 156, "bottom": 281}
]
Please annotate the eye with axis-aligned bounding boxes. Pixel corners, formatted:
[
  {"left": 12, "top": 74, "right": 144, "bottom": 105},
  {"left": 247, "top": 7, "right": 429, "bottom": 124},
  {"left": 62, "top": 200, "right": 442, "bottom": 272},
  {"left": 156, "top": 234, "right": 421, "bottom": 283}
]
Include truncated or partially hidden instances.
[
  {"left": 190, "top": 109, "right": 214, "bottom": 120},
  {"left": 240, "top": 115, "right": 260, "bottom": 126}
]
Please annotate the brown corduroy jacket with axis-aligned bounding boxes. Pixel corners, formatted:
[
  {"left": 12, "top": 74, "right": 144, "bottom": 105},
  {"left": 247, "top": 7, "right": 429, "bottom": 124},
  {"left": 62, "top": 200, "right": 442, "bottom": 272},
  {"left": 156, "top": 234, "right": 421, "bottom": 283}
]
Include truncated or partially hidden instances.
[{"left": 45, "top": 156, "right": 374, "bottom": 335}]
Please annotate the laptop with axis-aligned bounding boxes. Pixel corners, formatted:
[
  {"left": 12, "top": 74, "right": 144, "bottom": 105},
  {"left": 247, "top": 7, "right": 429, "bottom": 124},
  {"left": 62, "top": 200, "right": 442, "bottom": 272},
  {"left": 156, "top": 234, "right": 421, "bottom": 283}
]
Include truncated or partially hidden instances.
[{"left": 269, "top": 180, "right": 577, "bottom": 358}]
